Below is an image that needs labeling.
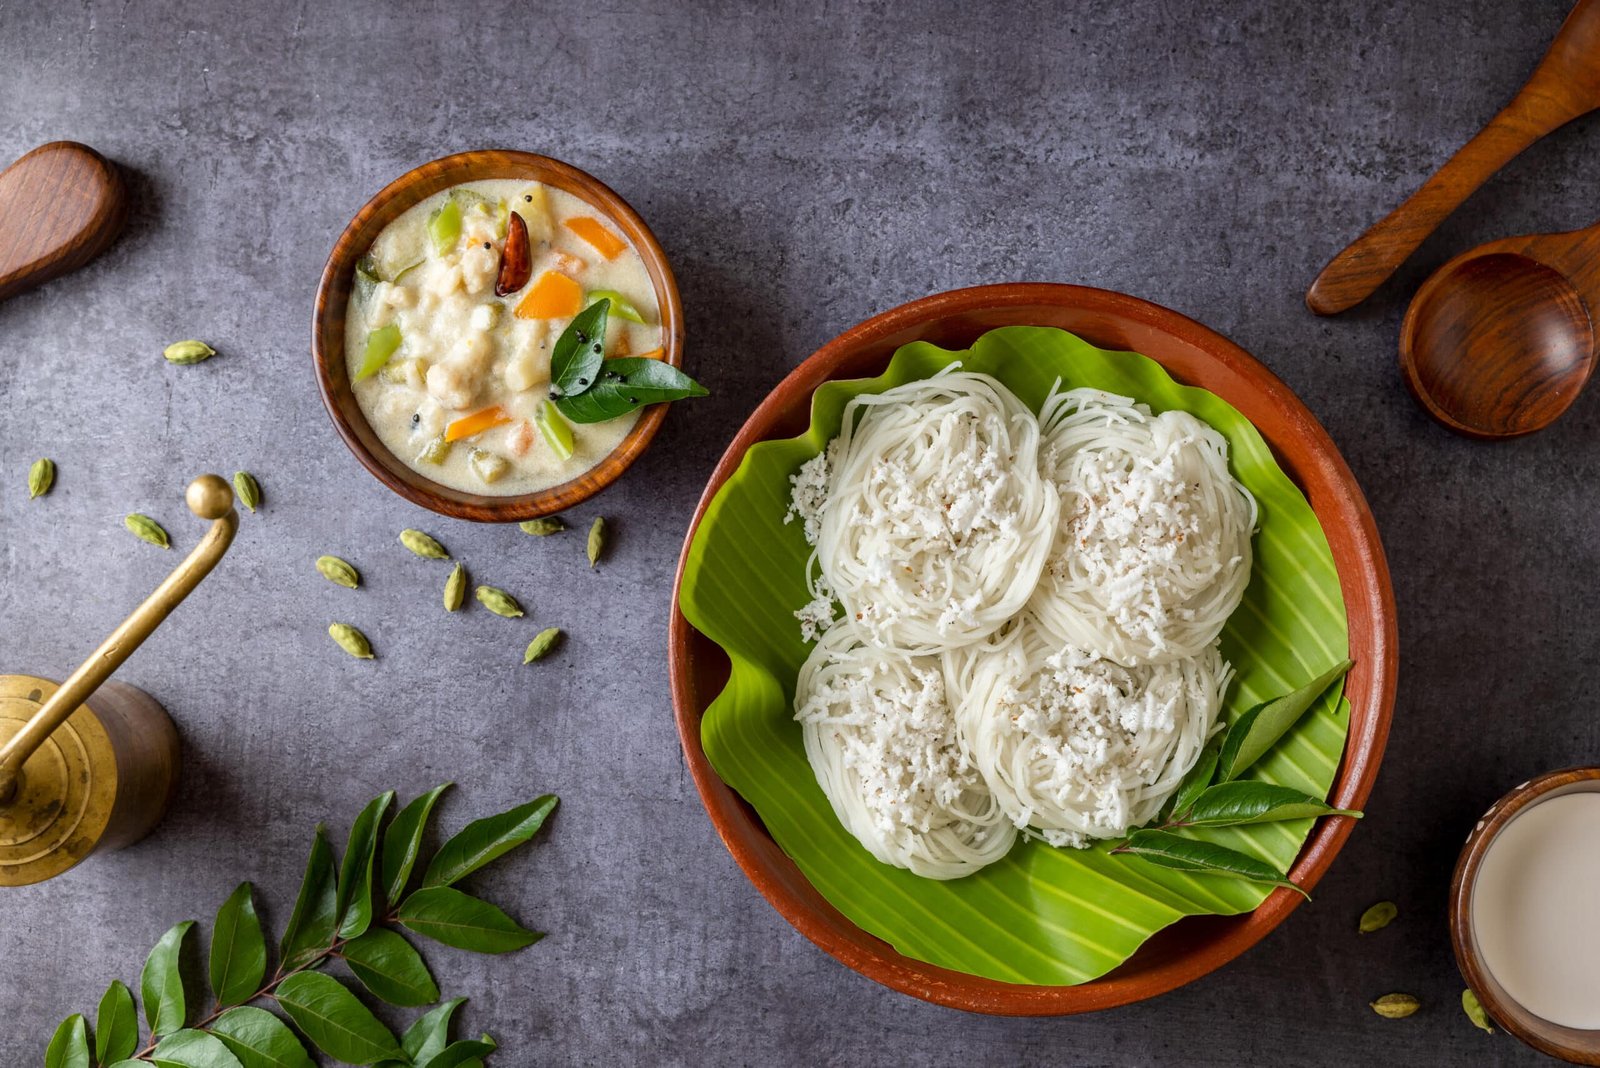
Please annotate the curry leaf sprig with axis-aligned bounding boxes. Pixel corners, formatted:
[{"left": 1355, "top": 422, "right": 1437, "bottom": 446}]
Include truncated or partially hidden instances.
[
  {"left": 41, "top": 785, "right": 557, "bottom": 1067},
  {"left": 1111, "top": 660, "right": 1357, "bottom": 897},
  {"left": 548, "top": 299, "right": 706, "bottom": 424}
]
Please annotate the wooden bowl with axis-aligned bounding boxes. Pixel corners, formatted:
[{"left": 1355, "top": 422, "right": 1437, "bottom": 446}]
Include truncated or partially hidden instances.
[
  {"left": 1451, "top": 767, "right": 1600, "bottom": 1064},
  {"left": 312, "top": 150, "right": 685, "bottom": 521},
  {"left": 668, "top": 283, "right": 1398, "bottom": 1014}
]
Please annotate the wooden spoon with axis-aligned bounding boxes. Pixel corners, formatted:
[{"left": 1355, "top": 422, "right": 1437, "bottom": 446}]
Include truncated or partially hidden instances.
[
  {"left": 1399, "top": 220, "right": 1600, "bottom": 437},
  {"left": 0, "top": 142, "right": 128, "bottom": 303},
  {"left": 1307, "top": 0, "right": 1600, "bottom": 316}
]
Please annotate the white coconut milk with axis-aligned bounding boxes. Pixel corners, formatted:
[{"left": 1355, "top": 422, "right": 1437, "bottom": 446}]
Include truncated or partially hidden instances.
[{"left": 1471, "top": 790, "right": 1600, "bottom": 1030}]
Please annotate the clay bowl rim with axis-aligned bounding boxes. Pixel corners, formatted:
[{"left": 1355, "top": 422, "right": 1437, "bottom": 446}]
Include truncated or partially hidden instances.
[
  {"left": 311, "top": 149, "right": 686, "bottom": 522},
  {"left": 1450, "top": 765, "right": 1600, "bottom": 1064},
  {"left": 668, "top": 282, "right": 1398, "bottom": 1015}
]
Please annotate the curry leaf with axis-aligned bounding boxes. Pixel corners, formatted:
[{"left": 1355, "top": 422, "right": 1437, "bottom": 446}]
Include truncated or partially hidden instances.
[
  {"left": 340, "top": 928, "right": 439, "bottom": 1006},
  {"left": 380, "top": 783, "right": 453, "bottom": 907},
  {"left": 274, "top": 971, "right": 401, "bottom": 1065},
  {"left": 210, "top": 882, "right": 267, "bottom": 1007},
  {"left": 95, "top": 980, "right": 139, "bottom": 1063},
  {"left": 422, "top": 1036, "right": 498, "bottom": 1068},
  {"left": 150, "top": 1028, "right": 245, "bottom": 1067},
  {"left": 1116, "top": 830, "right": 1309, "bottom": 899},
  {"left": 554, "top": 357, "right": 708, "bottom": 424},
  {"left": 44, "top": 1014, "right": 89, "bottom": 1068},
  {"left": 279, "top": 827, "right": 338, "bottom": 968},
  {"left": 142, "top": 920, "right": 196, "bottom": 1037},
  {"left": 422, "top": 794, "right": 558, "bottom": 888},
  {"left": 336, "top": 791, "right": 396, "bottom": 939},
  {"left": 1216, "top": 660, "right": 1354, "bottom": 782},
  {"left": 398, "top": 887, "right": 543, "bottom": 953},
  {"left": 1165, "top": 733, "right": 1224, "bottom": 820},
  {"left": 1176, "top": 781, "right": 1362, "bottom": 828},
  {"left": 402, "top": 998, "right": 467, "bottom": 1064},
  {"left": 211, "top": 1006, "right": 316, "bottom": 1068},
  {"left": 548, "top": 299, "right": 609, "bottom": 399}
]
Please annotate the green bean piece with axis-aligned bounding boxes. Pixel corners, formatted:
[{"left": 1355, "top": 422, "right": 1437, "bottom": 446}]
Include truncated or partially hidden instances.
[
  {"left": 536, "top": 400, "right": 576, "bottom": 462},
  {"left": 354, "top": 324, "right": 402, "bottom": 381},
  {"left": 428, "top": 199, "right": 462, "bottom": 256},
  {"left": 584, "top": 289, "right": 647, "bottom": 324}
]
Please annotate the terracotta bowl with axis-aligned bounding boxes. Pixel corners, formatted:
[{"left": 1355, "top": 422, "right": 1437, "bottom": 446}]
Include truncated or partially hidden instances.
[
  {"left": 1451, "top": 767, "right": 1600, "bottom": 1064},
  {"left": 668, "top": 283, "right": 1398, "bottom": 1014},
  {"left": 312, "top": 150, "right": 685, "bottom": 521}
]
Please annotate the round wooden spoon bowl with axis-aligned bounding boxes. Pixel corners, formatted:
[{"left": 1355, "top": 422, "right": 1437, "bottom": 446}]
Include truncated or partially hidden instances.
[
  {"left": 1401, "top": 252, "right": 1595, "bottom": 438},
  {"left": 0, "top": 142, "right": 126, "bottom": 302},
  {"left": 1399, "top": 223, "right": 1600, "bottom": 439}
]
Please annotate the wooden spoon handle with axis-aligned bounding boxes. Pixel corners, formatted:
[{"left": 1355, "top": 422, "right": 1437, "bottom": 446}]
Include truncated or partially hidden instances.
[
  {"left": 0, "top": 142, "right": 128, "bottom": 304},
  {"left": 1306, "top": 103, "right": 1566, "bottom": 316},
  {"left": 1508, "top": 216, "right": 1600, "bottom": 296}
]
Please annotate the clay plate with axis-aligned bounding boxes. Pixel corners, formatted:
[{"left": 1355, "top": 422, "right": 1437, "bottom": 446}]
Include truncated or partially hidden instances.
[
  {"left": 312, "top": 150, "right": 685, "bottom": 521},
  {"left": 668, "top": 283, "right": 1397, "bottom": 1014}
]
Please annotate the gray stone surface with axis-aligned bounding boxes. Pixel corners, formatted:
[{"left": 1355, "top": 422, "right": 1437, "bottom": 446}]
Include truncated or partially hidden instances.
[{"left": 0, "top": 0, "right": 1594, "bottom": 1063}]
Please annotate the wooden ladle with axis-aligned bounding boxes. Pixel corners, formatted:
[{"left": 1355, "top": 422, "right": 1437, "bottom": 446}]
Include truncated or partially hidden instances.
[
  {"left": 1307, "top": 0, "right": 1600, "bottom": 316},
  {"left": 0, "top": 142, "right": 127, "bottom": 303},
  {"left": 1399, "top": 221, "right": 1600, "bottom": 437}
]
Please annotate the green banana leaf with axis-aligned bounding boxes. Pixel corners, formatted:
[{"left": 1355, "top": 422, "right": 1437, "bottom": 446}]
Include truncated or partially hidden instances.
[{"left": 680, "top": 326, "right": 1350, "bottom": 985}]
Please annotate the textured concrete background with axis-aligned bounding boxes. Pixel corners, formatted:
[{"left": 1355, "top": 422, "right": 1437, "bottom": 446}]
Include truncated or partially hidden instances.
[{"left": 1, "top": 0, "right": 1595, "bottom": 1064}]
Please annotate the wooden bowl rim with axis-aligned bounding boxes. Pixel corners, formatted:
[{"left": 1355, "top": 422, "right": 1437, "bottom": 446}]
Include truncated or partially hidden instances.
[
  {"left": 667, "top": 282, "right": 1398, "bottom": 1015},
  {"left": 1450, "top": 765, "right": 1600, "bottom": 1063},
  {"left": 311, "top": 149, "right": 685, "bottom": 521}
]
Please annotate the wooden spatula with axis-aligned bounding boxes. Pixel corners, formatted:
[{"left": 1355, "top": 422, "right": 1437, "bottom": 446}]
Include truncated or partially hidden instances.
[
  {"left": 1306, "top": 0, "right": 1600, "bottom": 316},
  {"left": 0, "top": 142, "right": 128, "bottom": 303}
]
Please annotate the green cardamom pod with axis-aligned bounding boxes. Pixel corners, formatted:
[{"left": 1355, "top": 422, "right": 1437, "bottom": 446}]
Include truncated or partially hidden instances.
[
  {"left": 124, "top": 513, "right": 170, "bottom": 549},
  {"left": 523, "top": 626, "right": 562, "bottom": 663},
  {"left": 1358, "top": 901, "right": 1397, "bottom": 934},
  {"left": 233, "top": 471, "right": 261, "bottom": 512},
  {"left": 400, "top": 529, "right": 449, "bottom": 559},
  {"left": 1461, "top": 988, "right": 1493, "bottom": 1034},
  {"left": 1370, "top": 994, "right": 1420, "bottom": 1019},
  {"left": 443, "top": 562, "right": 467, "bottom": 612},
  {"left": 316, "top": 555, "right": 360, "bottom": 589},
  {"left": 328, "top": 622, "right": 374, "bottom": 659},
  {"left": 587, "top": 516, "right": 606, "bottom": 568},
  {"left": 475, "top": 585, "right": 524, "bottom": 618},
  {"left": 519, "top": 517, "right": 565, "bottom": 536},
  {"left": 163, "top": 339, "right": 217, "bottom": 365},
  {"left": 28, "top": 458, "right": 54, "bottom": 499}
]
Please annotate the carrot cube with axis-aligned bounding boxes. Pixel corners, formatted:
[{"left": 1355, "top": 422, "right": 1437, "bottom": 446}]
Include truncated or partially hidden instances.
[
  {"left": 515, "top": 271, "right": 583, "bottom": 319},
  {"left": 563, "top": 216, "right": 626, "bottom": 260}
]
